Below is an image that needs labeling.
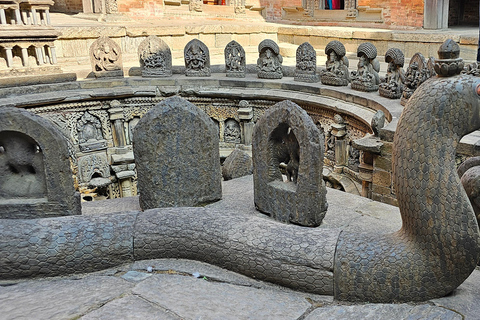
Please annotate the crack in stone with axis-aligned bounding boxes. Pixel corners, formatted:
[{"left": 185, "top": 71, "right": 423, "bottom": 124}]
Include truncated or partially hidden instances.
[{"left": 133, "top": 293, "right": 184, "bottom": 319}]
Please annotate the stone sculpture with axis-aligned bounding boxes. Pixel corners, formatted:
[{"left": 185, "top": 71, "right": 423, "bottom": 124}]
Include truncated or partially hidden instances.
[
  {"left": 77, "top": 111, "right": 107, "bottom": 152},
  {"left": 401, "top": 53, "right": 436, "bottom": 106},
  {"left": 90, "top": 36, "right": 123, "bottom": 78},
  {"left": 294, "top": 42, "right": 318, "bottom": 83},
  {"left": 222, "top": 148, "right": 253, "bottom": 181},
  {"left": 189, "top": 0, "right": 202, "bottom": 12},
  {"left": 225, "top": 40, "right": 246, "bottom": 78},
  {"left": 257, "top": 39, "right": 283, "bottom": 79},
  {"left": 224, "top": 119, "right": 241, "bottom": 143},
  {"left": 138, "top": 36, "right": 172, "bottom": 77},
  {"left": 133, "top": 96, "right": 221, "bottom": 209},
  {"left": 320, "top": 40, "right": 350, "bottom": 86},
  {"left": 253, "top": 100, "right": 328, "bottom": 227},
  {"left": 350, "top": 42, "right": 380, "bottom": 92},
  {"left": 184, "top": 39, "right": 210, "bottom": 77},
  {"left": 0, "top": 107, "right": 81, "bottom": 218},
  {"left": 379, "top": 48, "right": 405, "bottom": 99}
]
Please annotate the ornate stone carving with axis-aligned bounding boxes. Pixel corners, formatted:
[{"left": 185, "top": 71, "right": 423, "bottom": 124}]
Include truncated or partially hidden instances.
[
  {"left": 189, "top": 0, "right": 202, "bottom": 12},
  {"left": 224, "top": 119, "right": 241, "bottom": 143},
  {"left": 350, "top": 42, "right": 380, "bottom": 92},
  {"left": 257, "top": 39, "right": 283, "bottom": 79},
  {"left": 233, "top": 0, "right": 245, "bottom": 14},
  {"left": 138, "top": 36, "right": 172, "bottom": 78},
  {"left": 434, "top": 39, "right": 464, "bottom": 77},
  {"left": 400, "top": 53, "right": 436, "bottom": 106},
  {"left": 0, "top": 107, "right": 81, "bottom": 218},
  {"left": 133, "top": 96, "right": 222, "bottom": 209},
  {"left": 77, "top": 111, "right": 107, "bottom": 152},
  {"left": 253, "top": 100, "right": 328, "bottom": 227},
  {"left": 184, "top": 39, "right": 210, "bottom": 77},
  {"left": 78, "top": 153, "right": 110, "bottom": 184},
  {"left": 379, "top": 48, "right": 405, "bottom": 99},
  {"left": 294, "top": 42, "right": 318, "bottom": 83},
  {"left": 225, "top": 40, "right": 246, "bottom": 78},
  {"left": 321, "top": 40, "right": 350, "bottom": 86},
  {"left": 90, "top": 36, "right": 123, "bottom": 78}
]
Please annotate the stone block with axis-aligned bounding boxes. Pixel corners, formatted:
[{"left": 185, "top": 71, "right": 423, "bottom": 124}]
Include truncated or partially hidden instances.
[
  {"left": 198, "top": 34, "right": 216, "bottom": 49},
  {"left": 253, "top": 100, "right": 327, "bottom": 227},
  {"left": 0, "top": 107, "right": 81, "bottom": 218},
  {"left": 133, "top": 96, "right": 222, "bottom": 209},
  {"left": 373, "top": 155, "right": 392, "bottom": 172},
  {"left": 372, "top": 169, "right": 392, "bottom": 188},
  {"left": 215, "top": 33, "right": 233, "bottom": 48},
  {"left": 380, "top": 141, "right": 393, "bottom": 155},
  {"left": 222, "top": 148, "right": 253, "bottom": 181}
]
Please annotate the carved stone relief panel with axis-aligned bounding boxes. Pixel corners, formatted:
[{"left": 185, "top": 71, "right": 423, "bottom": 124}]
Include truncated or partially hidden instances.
[
  {"left": 90, "top": 36, "right": 123, "bottom": 78},
  {"left": 138, "top": 35, "right": 172, "bottom": 77},
  {"left": 257, "top": 39, "right": 283, "bottom": 79},
  {"left": 77, "top": 111, "right": 107, "bottom": 152},
  {"left": 184, "top": 39, "right": 211, "bottom": 77},
  {"left": 78, "top": 153, "right": 110, "bottom": 184},
  {"left": 224, "top": 118, "right": 241, "bottom": 143},
  {"left": 225, "top": 40, "right": 246, "bottom": 78},
  {"left": 294, "top": 42, "right": 318, "bottom": 83}
]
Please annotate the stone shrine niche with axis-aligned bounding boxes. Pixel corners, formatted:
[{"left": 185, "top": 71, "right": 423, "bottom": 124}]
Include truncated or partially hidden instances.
[
  {"left": 77, "top": 111, "right": 107, "bottom": 152},
  {"left": 294, "top": 42, "right": 318, "bottom": 83},
  {"left": 400, "top": 53, "right": 436, "bottom": 106},
  {"left": 133, "top": 96, "right": 221, "bottom": 209},
  {"left": 225, "top": 40, "right": 246, "bottom": 78},
  {"left": 252, "top": 100, "right": 327, "bottom": 227},
  {"left": 138, "top": 36, "right": 172, "bottom": 78},
  {"left": 379, "top": 48, "right": 405, "bottom": 99},
  {"left": 350, "top": 42, "right": 380, "bottom": 92},
  {"left": 224, "top": 119, "right": 241, "bottom": 143},
  {"left": 77, "top": 153, "right": 110, "bottom": 186},
  {"left": 257, "top": 39, "right": 283, "bottom": 79},
  {"left": 90, "top": 36, "right": 124, "bottom": 78},
  {"left": 184, "top": 39, "right": 211, "bottom": 77},
  {"left": 0, "top": 107, "right": 81, "bottom": 219},
  {"left": 321, "top": 40, "right": 350, "bottom": 86}
]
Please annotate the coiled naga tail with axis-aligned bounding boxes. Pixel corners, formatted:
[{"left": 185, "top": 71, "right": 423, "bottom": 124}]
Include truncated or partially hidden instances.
[{"left": 334, "top": 74, "right": 480, "bottom": 302}]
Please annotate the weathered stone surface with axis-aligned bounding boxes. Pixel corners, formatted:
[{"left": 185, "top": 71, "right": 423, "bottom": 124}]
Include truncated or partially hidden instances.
[
  {"left": 0, "top": 276, "right": 133, "bottom": 320},
  {"left": 257, "top": 39, "right": 283, "bottom": 79},
  {"left": 252, "top": 100, "right": 327, "bottom": 227},
  {"left": 294, "top": 42, "right": 318, "bottom": 83},
  {"left": 133, "top": 96, "right": 222, "bottom": 209},
  {"left": 305, "top": 304, "right": 462, "bottom": 320},
  {"left": 184, "top": 39, "right": 211, "bottom": 77},
  {"left": 133, "top": 274, "right": 312, "bottom": 320},
  {"left": 0, "top": 107, "right": 81, "bottom": 218},
  {"left": 222, "top": 148, "right": 252, "bottom": 181},
  {"left": 225, "top": 40, "right": 246, "bottom": 78},
  {"left": 138, "top": 35, "right": 172, "bottom": 77}
]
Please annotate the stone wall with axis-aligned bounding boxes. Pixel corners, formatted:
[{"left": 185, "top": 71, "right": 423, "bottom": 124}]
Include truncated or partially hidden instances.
[
  {"left": 358, "top": 0, "right": 424, "bottom": 28},
  {"left": 51, "top": 0, "right": 83, "bottom": 13},
  {"left": 261, "top": 0, "right": 302, "bottom": 20}
]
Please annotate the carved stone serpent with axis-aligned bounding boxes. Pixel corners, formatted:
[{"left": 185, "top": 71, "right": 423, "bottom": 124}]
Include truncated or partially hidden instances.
[{"left": 0, "top": 74, "right": 479, "bottom": 303}]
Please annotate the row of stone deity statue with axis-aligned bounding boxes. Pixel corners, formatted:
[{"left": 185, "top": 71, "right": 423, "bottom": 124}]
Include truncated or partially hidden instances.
[{"left": 89, "top": 35, "right": 438, "bottom": 104}]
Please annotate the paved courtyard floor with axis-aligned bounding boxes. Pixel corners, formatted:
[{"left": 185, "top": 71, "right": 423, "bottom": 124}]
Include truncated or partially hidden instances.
[{"left": 1, "top": 175, "right": 479, "bottom": 320}]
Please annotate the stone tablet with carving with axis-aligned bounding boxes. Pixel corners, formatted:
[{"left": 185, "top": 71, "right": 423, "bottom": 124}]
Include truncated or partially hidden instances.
[
  {"left": 225, "top": 40, "right": 246, "bottom": 78},
  {"left": 184, "top": 39, "right": 211, "bottom": 77},
  {"left": 138, "top": 35, "right": 172, "bottom": 77},
  {"left": 294, "top": 42, "right": 318, "bottom": 83},
  {"left": 252, "top": 100, "right": 328, "bottom": 227},
  {"left": 257, "top": 39, "right": 283, "bottom": 79},
  {"left": 133, "top": 96, "right": 222, "bottom": 209},
  {"left": 90, "top": 36, "right": 124, "bottom": 78},
  {"left": 0, "top": 107, "right": 81, "bottom": 219}
]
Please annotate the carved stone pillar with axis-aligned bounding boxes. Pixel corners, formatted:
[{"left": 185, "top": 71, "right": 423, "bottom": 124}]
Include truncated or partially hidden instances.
[
  {"left": 344, "top": 0, "right": 357, "bottom": 19},
  {"left": 5, "top": 47, "right": 13, "bottom": 68},
  {"left": 49, "top": 46, "right": 57, "bottom": 64},
  {"left": 304, "top": 0, "right": 314, "bottom": 17},
  {"left": 21, "top": 47, "right": 29, "bottom": 67},
  {"left": 0, "top": 9, "right": 6, "bottom": 24},
  {"left": 238, "top": 100, "right": 253, "bottom": 145},
  {"left": 109, "top": 105, "right": 126, "bottom": 147},
  {"left": 35, "top": 46, "right": 44, "bottom": 65},
  {"left": 14, "top": 8, "right": 21, "bottom": 24},
  {"left": 31, "top": 8, "right": 38, "bottom": 25},
  {"left": 331, "top": 115, "right": 347, "bottom": 173},
  {"left": 45, "top": 9, "right": 50, "bottom": 25},
  {"left": 352, "top": 136, "right": 383, "bottom": 199}
]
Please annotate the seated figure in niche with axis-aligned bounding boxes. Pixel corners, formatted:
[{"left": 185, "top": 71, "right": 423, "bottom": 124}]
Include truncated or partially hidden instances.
[
  {"left": 257, "top": 39, "right": 283, "bottom": 79},
  {"left": 379, "top": 48, "right": 405, "bottom": 99},
  {"left": 350, "top": 42, "right": 380, "bottom": 92},
  {"left": 321, "top": 40, "right": 349, "bottom": 86},
  {"left": 94, "top": 42, "right": 120, "bottom": 72}
]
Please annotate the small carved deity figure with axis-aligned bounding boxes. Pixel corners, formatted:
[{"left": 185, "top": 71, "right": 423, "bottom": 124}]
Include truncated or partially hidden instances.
[
  {"left": 138, "top": 36, "right": 172, "bottom": 77},
  {"left": 225, "top": 40, "right": 246, "bottom": 78},
  {"left": 257, "top": 39, "right": 283, "bottom": 79},
  {"left": 320, "top": 40, "right": 350, "bottom": 86},
  {"left": 379, "top": 48, "right": 405, "bottom": 99},
  {"left": 350, "top": 42, "right": 380, "bottom": 92},
  {"left": 184, "top": 39, "right": 211, "bottom": 77},
  {"left": 400, "top": 53, "right": 435, "bottom": 106},
  {"left": 77, "top": 112, "right": 107, "bottom": 152},
  {"left": 189, "top": 0, "right": 202, "bottom": 12},
  {"left": 294, "top": 42, "right": 319, "bottom": 83},
  {"left": 224, "top": 119, "right": 241, "bottom": 144},
  {"left": 90, "top": 36, "right": 123, "bottom": 78}
]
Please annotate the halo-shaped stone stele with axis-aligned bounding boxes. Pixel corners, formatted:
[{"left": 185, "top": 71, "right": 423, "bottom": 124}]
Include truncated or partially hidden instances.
[
  {"left": 138, "top": 35, "right": 172, "bottom": 77},
  {"left": 225, "top": 40, "right": 246, "bottom": 78},
  {"left": 252, "top": 100, "right": 328, "bottom": 227},
  {"left": 294, "top": 42, "right": 319, "bottom": 83},
  {"left": 0, "top": 107, "right": 81, "bottom": 219},
  {"left": 434, "top": 39, "right": 464, "bottom": 77},
  {"left": 133, "top": 96, "right": 222, "bottom": 209},
  {"left": 184, "top": 39, "right": 211, "bottom": 77},
  {"left": 385, "top": 48, "right": 404, "bottom": 67},
  {"left": 257, "top": 39, "right": 283, "bottom": 79},
  {"left": 90, "top": 36, "right": 124, "bottom": 78},
  {"left": 357, "top": 42, "right": 377, "bottom": 59},
  {"left": 325, "top": 40, "right": 346, "bottom": 57}
]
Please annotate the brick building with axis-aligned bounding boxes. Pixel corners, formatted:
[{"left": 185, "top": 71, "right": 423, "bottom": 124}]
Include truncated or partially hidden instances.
[{"left": 51, "top": 0, "right": 478, "bottom": 30}]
